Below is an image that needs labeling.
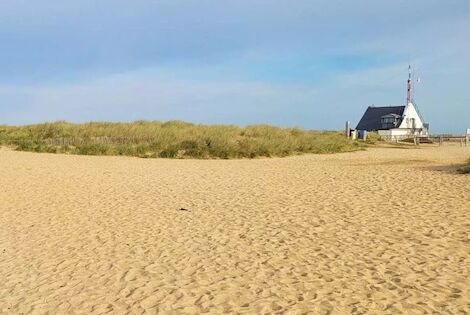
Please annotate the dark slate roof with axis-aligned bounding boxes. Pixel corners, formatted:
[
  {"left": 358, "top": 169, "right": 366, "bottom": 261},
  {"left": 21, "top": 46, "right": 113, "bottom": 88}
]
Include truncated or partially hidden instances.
[{"left": 356, "top": 106, "right": 405, "bottom": 131}]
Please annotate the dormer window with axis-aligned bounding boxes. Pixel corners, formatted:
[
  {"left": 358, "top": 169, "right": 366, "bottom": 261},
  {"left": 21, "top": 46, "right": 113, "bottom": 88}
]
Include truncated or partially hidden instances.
[{"left": 380, "top": 113, "right": 401, "bottom": 129}]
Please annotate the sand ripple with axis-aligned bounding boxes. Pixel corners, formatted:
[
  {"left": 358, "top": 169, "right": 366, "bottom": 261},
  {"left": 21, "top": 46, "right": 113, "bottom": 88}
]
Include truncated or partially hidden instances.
[{"left": 1, "top": 146, "right": 469, "bottom": 314}]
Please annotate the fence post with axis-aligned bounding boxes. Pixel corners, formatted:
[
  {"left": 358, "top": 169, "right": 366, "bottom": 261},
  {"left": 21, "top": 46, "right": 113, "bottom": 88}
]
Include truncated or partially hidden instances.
[{"left": 351, "top": 130, "right": 356, "bottom": 140}]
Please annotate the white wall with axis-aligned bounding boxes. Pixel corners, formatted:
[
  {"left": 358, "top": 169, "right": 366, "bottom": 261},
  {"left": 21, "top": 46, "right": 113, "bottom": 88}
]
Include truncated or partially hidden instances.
[
  {"left": 379, "top": 129, "right": 413, "bottom": 136},
  {"left": 379, "top": 128, "right": 422, "bottom": 141},
  {"left": 398, "top": 102, "right": 425, "bottom": 129},
  {"left": 390, "top": 129, "right": 412, "bottom": 136}
]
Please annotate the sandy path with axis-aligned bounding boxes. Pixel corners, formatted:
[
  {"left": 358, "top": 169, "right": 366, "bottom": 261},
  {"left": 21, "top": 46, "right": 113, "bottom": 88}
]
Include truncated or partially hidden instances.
[{"left": 1, "top": 146, "right": 469, "bottom": 314}]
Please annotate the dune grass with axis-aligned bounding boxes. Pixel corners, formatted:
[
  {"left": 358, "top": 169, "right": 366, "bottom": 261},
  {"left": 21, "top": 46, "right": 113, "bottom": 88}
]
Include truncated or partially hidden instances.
[
  {"left": 457, "top": 159, "right": 470, "bottom": 174},
  {"left": 0, "top": 121, "right": 365, "bottom": 159}
]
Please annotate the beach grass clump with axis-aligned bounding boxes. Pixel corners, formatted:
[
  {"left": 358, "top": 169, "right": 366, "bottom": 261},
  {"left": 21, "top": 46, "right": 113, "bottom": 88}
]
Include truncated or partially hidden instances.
[
  {"left": 457, "top": 159, "right": 470, "bottom": 174},
  {"left": 0, "top": 121, "right": 364, "bottom": 159},
  {"left": 365, "top": 132, "right": 381, "bottom": 144}
]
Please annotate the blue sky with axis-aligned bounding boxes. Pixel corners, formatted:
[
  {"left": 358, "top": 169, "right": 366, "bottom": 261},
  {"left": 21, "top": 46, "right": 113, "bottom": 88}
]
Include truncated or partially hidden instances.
[{"left": 0, "top": 0, "right": 469, "bottom": 133}]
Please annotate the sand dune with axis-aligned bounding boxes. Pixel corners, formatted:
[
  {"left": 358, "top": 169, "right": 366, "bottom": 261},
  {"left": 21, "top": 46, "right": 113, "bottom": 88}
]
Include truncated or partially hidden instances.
[{"left": 1, "top": 145, "right": 469, "bottom": 314}]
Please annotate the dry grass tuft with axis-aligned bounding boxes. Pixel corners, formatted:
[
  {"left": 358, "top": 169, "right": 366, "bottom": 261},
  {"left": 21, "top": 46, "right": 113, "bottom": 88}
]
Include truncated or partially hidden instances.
[{"left": 457, "top": 159, "right": 470, "bottom": 174}]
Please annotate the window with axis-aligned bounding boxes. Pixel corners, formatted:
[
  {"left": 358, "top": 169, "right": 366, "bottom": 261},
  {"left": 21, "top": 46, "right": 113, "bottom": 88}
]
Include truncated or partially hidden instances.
[{"left": 381, "top": 115, "right": 400, "bottom": 129}]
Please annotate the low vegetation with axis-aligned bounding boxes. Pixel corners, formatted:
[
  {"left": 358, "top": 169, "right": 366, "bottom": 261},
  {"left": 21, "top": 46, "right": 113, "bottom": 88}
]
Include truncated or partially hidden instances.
[
  {"left": 364, "top": 131, "right": 381, "bottom": 144},
  {"left": 457, "top": 159, "right": 470, "bottom": 174},
  {"left": 0, "top": 121, "right": 365, "bottom": 159}
]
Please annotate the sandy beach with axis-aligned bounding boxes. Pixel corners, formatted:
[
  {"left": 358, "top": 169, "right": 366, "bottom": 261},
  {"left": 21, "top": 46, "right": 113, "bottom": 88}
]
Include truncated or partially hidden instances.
[{"left": 1, "top": 145, "right": 469, "bottom": 314}]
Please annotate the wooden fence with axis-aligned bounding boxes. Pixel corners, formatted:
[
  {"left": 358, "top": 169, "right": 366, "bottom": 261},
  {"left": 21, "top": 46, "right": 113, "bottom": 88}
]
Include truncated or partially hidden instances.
[
  {"left": 379, "top": 134, "right": 469, "bottom": 146},
  {"left": 425, "top": 135, "right": 469, "bottom": 147},
  {"left": 2, "top": 136, "right": 157, "bottom": 146}
]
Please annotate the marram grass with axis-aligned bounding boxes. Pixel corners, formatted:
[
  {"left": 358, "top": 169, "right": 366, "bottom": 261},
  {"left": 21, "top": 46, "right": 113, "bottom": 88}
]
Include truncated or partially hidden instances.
[
  {"left": 0, "top": 121, "right": 365, "bottom": 159},
  {"left": 457, "top": 158, "right": 470, "bottom": 174}
]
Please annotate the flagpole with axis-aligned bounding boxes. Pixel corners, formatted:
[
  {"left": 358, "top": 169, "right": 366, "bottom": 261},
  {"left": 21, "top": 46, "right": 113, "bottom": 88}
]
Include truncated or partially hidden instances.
[{"left": 407, "top": 65, "right": 412, "bottom": 104}]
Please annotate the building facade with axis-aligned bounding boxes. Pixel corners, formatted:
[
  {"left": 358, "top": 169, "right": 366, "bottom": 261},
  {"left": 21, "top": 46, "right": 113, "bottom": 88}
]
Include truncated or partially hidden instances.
[{"left": 356, "top": 66, "right": 429, "bottom": 140}]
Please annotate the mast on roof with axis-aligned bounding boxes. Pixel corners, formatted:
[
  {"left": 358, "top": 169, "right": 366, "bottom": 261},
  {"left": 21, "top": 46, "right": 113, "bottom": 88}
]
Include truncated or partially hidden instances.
[{"left": 407, "top": 64, "right": 412, "bottom": 104}]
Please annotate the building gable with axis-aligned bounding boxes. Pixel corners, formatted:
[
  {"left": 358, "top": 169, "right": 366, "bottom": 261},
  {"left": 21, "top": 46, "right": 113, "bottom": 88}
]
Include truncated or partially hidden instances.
[{"left": 397, "top": 102, "right": 425, "bottom": 129}]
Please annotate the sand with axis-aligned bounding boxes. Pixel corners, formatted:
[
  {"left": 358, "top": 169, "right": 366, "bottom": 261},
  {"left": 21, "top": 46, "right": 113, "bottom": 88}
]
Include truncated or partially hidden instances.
[{"left": 0, "top": 145, "right": 469, "bottom": 314}]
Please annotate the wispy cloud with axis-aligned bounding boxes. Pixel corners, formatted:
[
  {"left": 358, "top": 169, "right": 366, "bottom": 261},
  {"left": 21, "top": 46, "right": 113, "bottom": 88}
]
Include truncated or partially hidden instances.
[
  {"left": 0, "top": 1, "right": 468, "bottom": 133},
  {"left": 0, "top": 71, "right": 318, "bottom": 127}
]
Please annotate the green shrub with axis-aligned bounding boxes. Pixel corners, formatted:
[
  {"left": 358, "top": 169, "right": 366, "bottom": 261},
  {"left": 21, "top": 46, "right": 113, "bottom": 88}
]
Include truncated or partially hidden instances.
[
  {"left": 365, "top": 132, "right": 381, "bottom": 144},
  {"left": 77, "top": 144, "right": 110, "bottom": 155},
  {"left": 159, "top": 148, "right": 178, "bottom": 158}
]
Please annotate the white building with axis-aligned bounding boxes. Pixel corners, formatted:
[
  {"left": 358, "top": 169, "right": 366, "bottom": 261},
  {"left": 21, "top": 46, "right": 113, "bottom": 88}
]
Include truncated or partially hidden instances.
[{"left": 356, "top": 66, "right": 429, "bottom": 140}]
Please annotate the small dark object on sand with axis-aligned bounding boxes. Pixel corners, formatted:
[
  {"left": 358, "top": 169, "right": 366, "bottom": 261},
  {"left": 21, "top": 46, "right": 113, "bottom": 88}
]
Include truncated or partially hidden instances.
[{"left": 178, "top": 208, "right": 189, "bottom": 211}]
